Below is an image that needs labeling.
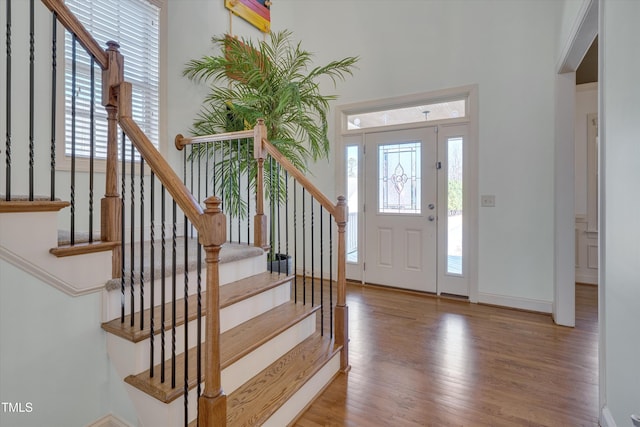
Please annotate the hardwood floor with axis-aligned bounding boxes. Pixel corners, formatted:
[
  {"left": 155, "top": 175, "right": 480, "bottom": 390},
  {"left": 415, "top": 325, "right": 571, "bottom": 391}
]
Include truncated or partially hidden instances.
[{"left": 294, "top": 283, "right": 599, "bottom": 427}]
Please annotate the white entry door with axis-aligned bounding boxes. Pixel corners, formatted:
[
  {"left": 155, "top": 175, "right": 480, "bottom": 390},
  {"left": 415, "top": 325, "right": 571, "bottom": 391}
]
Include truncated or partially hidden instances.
[{"left": 364, "top": 127, "right": 438, "bottom": 292}]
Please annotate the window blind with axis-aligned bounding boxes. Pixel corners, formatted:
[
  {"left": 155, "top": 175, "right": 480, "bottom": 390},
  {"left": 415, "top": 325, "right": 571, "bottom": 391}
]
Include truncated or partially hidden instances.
[{"left": 64, "top": 0, "right": 160, "bottom": 160}]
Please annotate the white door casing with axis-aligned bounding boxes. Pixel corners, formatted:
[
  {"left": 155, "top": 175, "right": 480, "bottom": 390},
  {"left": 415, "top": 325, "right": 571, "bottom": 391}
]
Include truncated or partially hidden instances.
[{"left": 336, "top": 85, "right": 478, "bottom": 300}]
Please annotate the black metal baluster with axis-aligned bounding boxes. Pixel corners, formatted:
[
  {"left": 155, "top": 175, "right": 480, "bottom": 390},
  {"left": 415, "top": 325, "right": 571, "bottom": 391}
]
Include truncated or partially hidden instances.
[
  {"left": 270, "top": 156, "right": 275, "bottom": 272},
  {"left": 130, "top": 140, "right": 135, "bottom": 327},
  {"left": 182, "top": 148, "right": 193, "bottom": 411},
  {"left": 140, "top": 158, "right": 145, "bottom": 330},
  {"left": 5, "top": 0, "right": 12, "bottom": 200},
  {"left": 89, "top": 58, "right": 95, "bottom": 242},
  {"left": 285, "top": 172, "right": 289, "bottom": 275},
  {"left": 311, "top": 196, "right": 315, "bottom": 306},
  {"left": 205, "top": 142, "right": 210, "bottom": 197},
  {"left": 277, "top": 163, "right": 281, "bottom": 274},
  {"left": 197, "top": 145, "right": 201, "bottom": 203},
  {"left": 196, "top": 240, "right": 202, "bottom": 401},
  {"left": 161, "top": 185, "right": 166, "bottom": 383},
  {"left": 302, "top": 187, "right": 306, "bottom": 305},
  {"left": 197, "top": 143, "right": 205, "bottom": 406},
  {"left": 28, "top": 0, "right": 34, "bottom": 200},
  {"left": 70, "top": 36, "right": 77, "bottom": 244},
  {"left": 212, "top": 141, "right": 216, "bottom": 196},
  {"left": 188, "top": 145, "right": 193, "bottom": 192},
  {"left": 171, "top": 200, "right": 177, "bottom": 389},
  {"left": 228, "top": 140, "right": 232, "bottom": 242},
  {"left": 246, "top": 138, "right": 250, "bottom": 244},
  {"left": 320, "top": 205, "right": 324, "bottom": 336},
  {"left": 183, "top": 216, "right": 189, "bottom": 427},
  {"left": 330, "top": 219, "right": 334, "bottom": 338},
  {"left": 293, "top": 181, "right": 298, "bottom": 301},
  {"left": 50, "top": 13, "right": 56, "bottom": 200},
  {"left": 237, "top": 138, "right": 241, "bottom": 243},
  {"left": 120, "top": 132, "right": 126, "bottom": 323},
  {"left": 150, "top": 173, "right": 156, "bottom": 377}
]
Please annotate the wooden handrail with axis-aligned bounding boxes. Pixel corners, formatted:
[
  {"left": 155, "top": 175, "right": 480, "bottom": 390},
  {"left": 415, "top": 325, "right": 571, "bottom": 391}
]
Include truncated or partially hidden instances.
[
  {"left": 261, "top": 139, "right": 338, "bottom": 218},
  {"left": 175, "top": 122, "right": 340, "bottom": 218},
  {"left": 175, "top": 130, "right": 255, "bottom": 150},
  {"left": 40, "top": 0, "right": 109, "bottom": 69},
  {"left": 117, "top": 82, "right": 204, "bottom": 228}
]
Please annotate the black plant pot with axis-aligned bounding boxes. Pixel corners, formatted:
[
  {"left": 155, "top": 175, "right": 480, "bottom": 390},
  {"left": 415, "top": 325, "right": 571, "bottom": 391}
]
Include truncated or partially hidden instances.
[{"left": 268, "top": 253, "right": 292, "bottom": 275}]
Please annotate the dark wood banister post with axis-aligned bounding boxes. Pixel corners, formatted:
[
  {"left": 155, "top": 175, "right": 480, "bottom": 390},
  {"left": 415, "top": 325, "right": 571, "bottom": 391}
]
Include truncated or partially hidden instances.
[
  {"left": 335, "top": 195, "right": 350, "bottom": 372},
  {"left": 101, "top": 41, "right": 124, "bottom": 278},
  {"left": 253, "top": 119, "right": 269, "bottom": 250},
  {"left": 198, "top": 196, "right": 227, "bottom": 426}
]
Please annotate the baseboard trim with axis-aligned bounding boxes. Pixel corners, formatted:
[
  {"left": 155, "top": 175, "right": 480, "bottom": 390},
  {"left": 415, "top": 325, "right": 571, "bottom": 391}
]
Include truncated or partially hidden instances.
[
  {"left": 575, "top": 273, "right": 598, "bottom": 285},
  {"left": 478, "top": 292, "right": 552, "bottom": 313},
  {"left": 600, "top": 406, "right": 617, "bottom": 427},
  {"left": 86, "top": 414, "right": 133, "bottom": 427}
]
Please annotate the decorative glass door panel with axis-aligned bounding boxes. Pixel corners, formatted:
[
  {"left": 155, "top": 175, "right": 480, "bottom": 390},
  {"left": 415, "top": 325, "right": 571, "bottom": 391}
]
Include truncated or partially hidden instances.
[{"left": 379, "top": 142, "right": 421, "bottom": 214}]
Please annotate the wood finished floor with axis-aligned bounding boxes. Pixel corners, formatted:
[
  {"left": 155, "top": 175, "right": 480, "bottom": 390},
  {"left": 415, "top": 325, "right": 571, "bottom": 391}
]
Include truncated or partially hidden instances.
[{"left": 294, "top": 283, "right": 598, "bottom": 427}]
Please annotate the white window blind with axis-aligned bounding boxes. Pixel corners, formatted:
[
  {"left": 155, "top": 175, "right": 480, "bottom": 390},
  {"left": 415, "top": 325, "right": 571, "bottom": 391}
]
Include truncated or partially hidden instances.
[{"left": 64, "top": 0, "right": 160, "bottom": 160}]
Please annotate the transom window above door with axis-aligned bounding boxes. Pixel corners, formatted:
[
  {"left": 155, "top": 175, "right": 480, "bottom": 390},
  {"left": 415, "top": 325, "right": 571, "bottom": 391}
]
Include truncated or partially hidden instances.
[{"left": 346, "top": 98, "right": 466, "bottom": 130}]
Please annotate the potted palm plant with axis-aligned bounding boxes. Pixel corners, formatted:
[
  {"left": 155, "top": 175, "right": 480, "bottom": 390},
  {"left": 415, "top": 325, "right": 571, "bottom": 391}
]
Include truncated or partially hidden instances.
[
  {"left": 183, "top": 30, "right": 357, "bottom": 269},
  {"left": 183, "top": 30, "right": 357, "bottom": 212}
]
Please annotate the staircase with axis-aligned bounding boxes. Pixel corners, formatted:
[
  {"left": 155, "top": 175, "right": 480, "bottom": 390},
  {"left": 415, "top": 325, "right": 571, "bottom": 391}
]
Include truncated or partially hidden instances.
[
  {"left": 0, "top": 204, "right": 342, "bottom": 426},
  {"left": 1, "top": 1, "right": 349, "bottom": 425},
  {"left": 101, "top": 240, "right": 341, "bottom": 426}
]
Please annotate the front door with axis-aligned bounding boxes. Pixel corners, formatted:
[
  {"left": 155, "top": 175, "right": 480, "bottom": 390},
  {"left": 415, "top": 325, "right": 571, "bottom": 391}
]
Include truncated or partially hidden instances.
[{"left": 364, "top": 127, "right": 438, "bottom": 292}]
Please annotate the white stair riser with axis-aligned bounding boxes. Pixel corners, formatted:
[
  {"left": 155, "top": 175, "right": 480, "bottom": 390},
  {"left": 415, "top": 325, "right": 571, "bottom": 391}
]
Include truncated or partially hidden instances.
[
  {"left": 263, "top": 352, "right": 341, "bottom": 427},
  {"left": 102, "top": 272, "right": 208, "bottom": 324},
  {"left": 102, "top": 253, "right": 267, "bottom": 322},
  {"left": 220, "top": 282, "right": 291, "bottom": 332},
  {"left": 0, "top": 212, "right": 112, "bottom": 295},
  {"left": 125, "top": 382, "right": 199, "bottom": 427},
  {"left": 106, "top": 283, "right": 292, "bottom": 380},
  {"left": 222, "top": 314, "right": 316, "bottom": 394},
  {"left": 107, "top": 320, "right": 202, "bottom": 381},
  {"left": 123, "top": 314, "right": 317, "bottom": 426}
]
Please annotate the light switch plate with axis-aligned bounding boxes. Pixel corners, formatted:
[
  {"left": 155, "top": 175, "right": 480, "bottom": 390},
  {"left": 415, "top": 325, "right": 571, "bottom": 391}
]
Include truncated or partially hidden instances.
[{"left": 481, "top": 195, "right": 496, "bottom": 207}]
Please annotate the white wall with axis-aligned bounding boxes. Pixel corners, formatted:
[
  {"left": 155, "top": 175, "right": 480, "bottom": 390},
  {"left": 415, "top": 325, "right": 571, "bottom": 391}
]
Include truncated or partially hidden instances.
[
  {"left": 0, "top": 259, "right": 137, "bottom": 427},
  {"left": 165, "top": 0, "right": 259, "bottom": 172},
  {"left": 273, "top": 0, "right": 562, "bottom": 306},
  {"left": 600, "top": 0, "right": 640, "bottom": 424}
]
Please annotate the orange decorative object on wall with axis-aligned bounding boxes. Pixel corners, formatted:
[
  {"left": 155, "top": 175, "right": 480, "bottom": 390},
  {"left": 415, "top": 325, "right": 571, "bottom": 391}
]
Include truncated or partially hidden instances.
[{"left": 225, "top": 0, "right": 271, "bottom": 33}]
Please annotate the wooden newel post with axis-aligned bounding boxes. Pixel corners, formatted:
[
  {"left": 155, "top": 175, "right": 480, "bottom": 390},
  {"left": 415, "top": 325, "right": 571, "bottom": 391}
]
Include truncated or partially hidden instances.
[
  {"left": 198, "top": 196, "right": 227, "bottom": 426},
  {"left": 253, "top": 119, "right": 269, "bottom": 250},
  {"left": 335, "top": 195, "right": 350, "bottom": 372},
  {"left": 101, "top": 41, "right": 124, "bottom": 278}
]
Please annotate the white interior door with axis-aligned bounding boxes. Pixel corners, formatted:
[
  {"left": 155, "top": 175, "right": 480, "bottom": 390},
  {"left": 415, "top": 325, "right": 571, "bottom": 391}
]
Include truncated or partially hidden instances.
[{"left": 364, "top": 127, "right": 438, "bottom": 292}]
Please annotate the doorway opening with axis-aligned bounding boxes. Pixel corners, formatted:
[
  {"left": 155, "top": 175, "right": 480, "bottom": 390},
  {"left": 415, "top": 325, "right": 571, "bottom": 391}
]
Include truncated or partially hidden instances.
[{"left": 337, "top": 86, "right": 478, "bottom": 299}]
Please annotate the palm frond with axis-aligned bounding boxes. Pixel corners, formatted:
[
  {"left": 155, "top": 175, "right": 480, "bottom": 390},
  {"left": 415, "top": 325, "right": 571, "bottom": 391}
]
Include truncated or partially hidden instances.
[{"left": 183, "top": 30, "right": 358, "bottom": 216}]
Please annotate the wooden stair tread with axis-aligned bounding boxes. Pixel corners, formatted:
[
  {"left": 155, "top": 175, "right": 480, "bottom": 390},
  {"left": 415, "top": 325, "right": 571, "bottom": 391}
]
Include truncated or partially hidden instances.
[
  {"left": 102, "top": 272, "right": 293, "bottom": 342},
  {"left": 124, "top": 301, "right": 319, "bottom": 403},
  {"left": 0, "top": 199, "right": 70, "bottom": 213},
  {"left": 226, "top": 333, "right": 340, "bottom": 427},
  {"left": 50, "top": 240, "right": 120, "bottom": 257},
  {"left": 221, "top": 271, "right": 293, "bottom": 307}
]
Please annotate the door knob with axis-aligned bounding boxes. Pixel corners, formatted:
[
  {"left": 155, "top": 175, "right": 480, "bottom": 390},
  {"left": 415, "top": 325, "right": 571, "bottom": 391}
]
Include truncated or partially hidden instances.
[{"left": 428, "top": 215, "right": 435, "bottom": 222}]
